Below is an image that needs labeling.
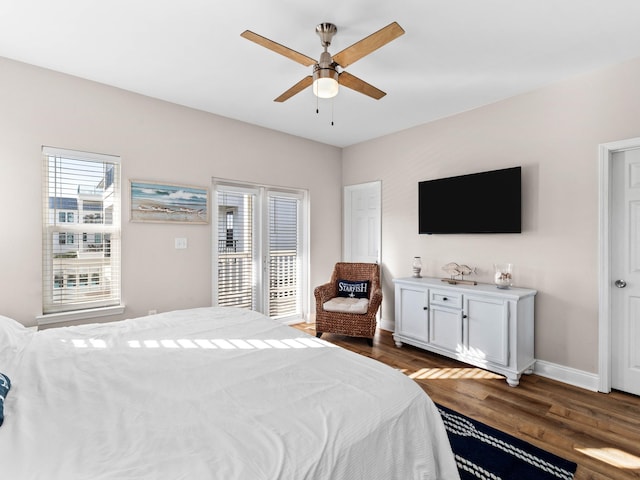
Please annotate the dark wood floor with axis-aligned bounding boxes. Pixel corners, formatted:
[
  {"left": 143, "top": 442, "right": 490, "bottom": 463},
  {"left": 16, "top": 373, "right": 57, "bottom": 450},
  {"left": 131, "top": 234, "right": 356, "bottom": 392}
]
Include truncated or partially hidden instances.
[{"left": 293, "top": 323, "right": 640, "bottom": 480}]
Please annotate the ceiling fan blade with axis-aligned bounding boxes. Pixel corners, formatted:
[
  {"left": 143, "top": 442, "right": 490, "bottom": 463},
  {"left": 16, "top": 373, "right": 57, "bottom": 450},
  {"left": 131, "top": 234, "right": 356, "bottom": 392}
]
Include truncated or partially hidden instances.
[
  {"left": 332, "top": 22, "right": 405, "bottom": 68},
  {"left": 338, "top": 71, "right": 386, "bottom": 100},
  {"left": 241, "top": 30, "right": 317, "bottom": 67},
  {"left": 274, "top": 76, "right": 313, "bottom": 102}
]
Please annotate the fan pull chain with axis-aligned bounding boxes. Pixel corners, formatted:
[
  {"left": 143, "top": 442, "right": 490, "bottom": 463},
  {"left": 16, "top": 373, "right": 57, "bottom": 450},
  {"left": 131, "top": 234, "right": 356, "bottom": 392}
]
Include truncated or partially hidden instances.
[
  {"left": 331, "top": 97, "right": 334, "bottom": 126},
  {"left": 314, "top": 97, "right": 335, "bottom": 126}
]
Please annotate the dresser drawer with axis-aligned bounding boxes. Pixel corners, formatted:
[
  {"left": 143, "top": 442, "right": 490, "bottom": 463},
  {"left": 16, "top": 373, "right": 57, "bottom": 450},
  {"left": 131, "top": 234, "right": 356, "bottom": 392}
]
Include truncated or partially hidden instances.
[{"left": 429, "top": 289, "right": 463, "bottom": 309}]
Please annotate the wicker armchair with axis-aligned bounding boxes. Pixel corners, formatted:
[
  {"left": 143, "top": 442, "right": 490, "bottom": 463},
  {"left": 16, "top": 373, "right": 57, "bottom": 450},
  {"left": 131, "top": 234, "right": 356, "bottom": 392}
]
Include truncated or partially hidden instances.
[{"left": 314, "top": 262, "right": 382, "bottom": 346}]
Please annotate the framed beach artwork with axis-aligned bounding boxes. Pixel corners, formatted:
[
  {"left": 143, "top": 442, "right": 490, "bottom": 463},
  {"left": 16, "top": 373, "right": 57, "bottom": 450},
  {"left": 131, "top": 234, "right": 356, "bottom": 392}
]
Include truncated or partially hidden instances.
[{"left": 130, "top": 181, "right": 209, "bottom": 224}]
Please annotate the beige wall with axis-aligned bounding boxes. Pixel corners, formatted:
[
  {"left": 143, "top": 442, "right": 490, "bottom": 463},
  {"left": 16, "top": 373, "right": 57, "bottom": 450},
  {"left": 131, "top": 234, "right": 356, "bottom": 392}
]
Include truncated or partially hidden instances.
[
  {"left": 4, "top": 51, "right": 640, "bottom": 376},
  {"left": 0, "top": 57, "right": 342, "bottom": 325},
  {"left": 342, "top": 56, "right": 640, "bottom": 374}
]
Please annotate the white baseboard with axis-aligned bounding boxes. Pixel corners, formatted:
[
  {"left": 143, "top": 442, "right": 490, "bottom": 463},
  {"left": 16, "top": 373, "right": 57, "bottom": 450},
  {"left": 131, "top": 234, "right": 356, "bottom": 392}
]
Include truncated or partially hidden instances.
[
  {"left": 533, "top": 360, "right": 600, "bottom": 392},
  {"left": 376, "top": 320, "right": 601, "bottom": 393},
  {"left": 379, "top": 318, "right": 394, "bottom": 333}
]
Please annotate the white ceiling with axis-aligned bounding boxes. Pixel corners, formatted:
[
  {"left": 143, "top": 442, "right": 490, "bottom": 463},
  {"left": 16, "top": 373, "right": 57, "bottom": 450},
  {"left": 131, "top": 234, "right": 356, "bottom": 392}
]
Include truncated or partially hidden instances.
[{"left": 1, "top": 1, "right": 640, "bottom": 148}]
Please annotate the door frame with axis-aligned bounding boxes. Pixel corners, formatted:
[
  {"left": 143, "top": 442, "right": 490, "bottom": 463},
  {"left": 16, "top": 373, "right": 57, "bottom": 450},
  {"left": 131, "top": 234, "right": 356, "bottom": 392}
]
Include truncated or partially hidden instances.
[
  {"left": 343, "top": 180, "right": 383, "bottom": 326},
  {"left": 598, "top": 136, "right": 640, "bottom": 392}
]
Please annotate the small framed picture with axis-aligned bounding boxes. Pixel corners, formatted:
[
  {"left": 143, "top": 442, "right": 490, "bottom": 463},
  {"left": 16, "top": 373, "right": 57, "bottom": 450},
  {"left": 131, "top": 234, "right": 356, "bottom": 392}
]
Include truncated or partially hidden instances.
[{"left": 130, "top": 181, "right": 209, "bottom": 224}]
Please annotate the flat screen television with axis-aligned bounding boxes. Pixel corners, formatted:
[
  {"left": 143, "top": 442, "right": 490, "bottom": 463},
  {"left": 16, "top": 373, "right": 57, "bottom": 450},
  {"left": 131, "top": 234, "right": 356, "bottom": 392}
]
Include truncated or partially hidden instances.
[{"left": 418, "top": 166, "right": 521, "bottom": 234}]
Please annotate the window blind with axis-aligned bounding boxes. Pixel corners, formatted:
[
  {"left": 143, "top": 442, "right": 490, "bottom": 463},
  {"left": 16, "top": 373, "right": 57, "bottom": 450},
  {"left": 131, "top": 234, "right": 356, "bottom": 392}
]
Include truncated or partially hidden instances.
[
  {"left": 42, "top": 147, "right": 121, "bottom": 314},
  {"left": 216, "top": 190, "right": 256, "bottom": 310},
  {"left": 268, "top": 194, "right": 300, "bottom": 319}
]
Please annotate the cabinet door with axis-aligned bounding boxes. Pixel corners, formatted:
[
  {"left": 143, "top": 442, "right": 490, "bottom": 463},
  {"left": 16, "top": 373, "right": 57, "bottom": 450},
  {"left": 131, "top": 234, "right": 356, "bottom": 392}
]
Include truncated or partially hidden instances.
[
  {"left": 429, "top": 305, "right": 463, "bottom": 353},
  {"left": 464, "top": 295, "right": 509, "bottom": 365},
  {"left": 397, "top": 286, "right": 429, "bottom": 341}
]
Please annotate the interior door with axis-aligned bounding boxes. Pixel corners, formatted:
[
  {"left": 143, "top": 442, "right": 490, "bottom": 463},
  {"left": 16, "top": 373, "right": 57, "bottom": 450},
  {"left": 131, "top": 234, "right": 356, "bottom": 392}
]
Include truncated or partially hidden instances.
[
  {"left": 611, "top": 148, "right": 640, "bottom": 395},
  {"left": 343, "top": 181, "right": 381, "bottom": 263}
]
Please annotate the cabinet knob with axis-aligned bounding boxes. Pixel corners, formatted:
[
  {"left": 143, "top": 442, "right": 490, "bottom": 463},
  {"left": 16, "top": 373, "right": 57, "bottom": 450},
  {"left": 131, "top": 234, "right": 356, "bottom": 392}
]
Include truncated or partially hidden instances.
[
  {"left": 423, "top": 306, "right": 428, "bottom": 310},
  {"left": 463, "top": 314, "right": 468, "bottom": 319},
  {"left": 443, "top": 297, "right": 448, "bottom": 301}
]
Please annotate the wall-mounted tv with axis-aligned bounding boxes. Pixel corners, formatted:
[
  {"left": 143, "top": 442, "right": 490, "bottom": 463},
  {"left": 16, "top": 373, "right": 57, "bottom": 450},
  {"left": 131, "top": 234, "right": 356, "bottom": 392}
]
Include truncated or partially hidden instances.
[{"left": 418, "top": 166, "right": 521, "bottom": 234}]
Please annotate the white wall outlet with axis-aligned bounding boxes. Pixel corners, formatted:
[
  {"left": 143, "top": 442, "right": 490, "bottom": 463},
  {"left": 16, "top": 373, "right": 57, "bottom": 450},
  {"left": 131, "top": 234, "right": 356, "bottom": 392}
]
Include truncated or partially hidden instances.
[
  {"left": 148, "top": 309, "right": 157, "bottom": 315},
  {"left": 175, "top": 237, "right": 188, "bottom": 249}
]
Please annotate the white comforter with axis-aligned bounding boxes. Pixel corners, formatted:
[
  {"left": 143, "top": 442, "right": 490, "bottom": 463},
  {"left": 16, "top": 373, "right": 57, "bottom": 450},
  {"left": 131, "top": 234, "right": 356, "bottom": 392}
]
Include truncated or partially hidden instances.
[{"left": 0, "top": 307, "right": 459, "bottom": 479}]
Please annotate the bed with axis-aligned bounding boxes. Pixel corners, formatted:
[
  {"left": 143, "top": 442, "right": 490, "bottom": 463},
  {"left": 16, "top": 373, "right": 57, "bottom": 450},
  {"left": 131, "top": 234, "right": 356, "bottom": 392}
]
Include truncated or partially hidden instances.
[{"left": 0, "top": 307, "right": 459, "bottom": 479}]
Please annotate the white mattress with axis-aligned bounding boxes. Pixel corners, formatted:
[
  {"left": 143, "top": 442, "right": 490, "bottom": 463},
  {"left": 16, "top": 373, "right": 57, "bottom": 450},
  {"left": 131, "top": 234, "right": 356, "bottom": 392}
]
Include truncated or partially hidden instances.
[{"left": 0, "top": 307, "right": 459, "bottom": 479}]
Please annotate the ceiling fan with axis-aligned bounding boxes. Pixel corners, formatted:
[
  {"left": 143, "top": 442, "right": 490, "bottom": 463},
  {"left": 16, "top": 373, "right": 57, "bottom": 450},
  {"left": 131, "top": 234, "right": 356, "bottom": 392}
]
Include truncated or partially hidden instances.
[{"left": 240, "top": 21, "right": 405, "bottom": 102}]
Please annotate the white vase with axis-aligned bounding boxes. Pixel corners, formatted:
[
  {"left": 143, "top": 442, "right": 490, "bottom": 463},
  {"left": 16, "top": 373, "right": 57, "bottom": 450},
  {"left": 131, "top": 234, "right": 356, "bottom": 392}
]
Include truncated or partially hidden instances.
[{"left": 412, "top": 257, "right": 422, "bottom": 278}]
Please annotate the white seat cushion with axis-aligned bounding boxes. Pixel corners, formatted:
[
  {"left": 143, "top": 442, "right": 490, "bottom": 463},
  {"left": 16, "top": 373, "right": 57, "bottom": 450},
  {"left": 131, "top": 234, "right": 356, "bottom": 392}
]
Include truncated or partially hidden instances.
[{"left": 322, "top": 297, "right": 369, "bottom": 314}]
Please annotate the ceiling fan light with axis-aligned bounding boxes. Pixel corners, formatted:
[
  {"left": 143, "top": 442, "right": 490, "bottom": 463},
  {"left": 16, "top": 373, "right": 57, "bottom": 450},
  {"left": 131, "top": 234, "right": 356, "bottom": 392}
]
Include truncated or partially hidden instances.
[{"left": 313, "top": 68, "right": 339, "bottom": 98}]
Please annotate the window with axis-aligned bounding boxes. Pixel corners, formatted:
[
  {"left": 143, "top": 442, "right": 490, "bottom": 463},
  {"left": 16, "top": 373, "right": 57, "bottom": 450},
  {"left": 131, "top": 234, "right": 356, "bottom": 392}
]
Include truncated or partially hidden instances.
[
  {"left": 57, "top": 211, "right": 74, "bottom": 223},
  {"left": 225, "top": 210, "right": 236, "bottom": 250},
  {"left": 267, "top": 193, "right": 301, "bottom": 319},
  {"left": 216, "top": 191, "right": 255, "bottom": 310},
  {"left": 42, "top": 146, "right": 122, "bottom": 318},
  {"left": 57, "top": 232, "right": 76, "bottom": 246}
]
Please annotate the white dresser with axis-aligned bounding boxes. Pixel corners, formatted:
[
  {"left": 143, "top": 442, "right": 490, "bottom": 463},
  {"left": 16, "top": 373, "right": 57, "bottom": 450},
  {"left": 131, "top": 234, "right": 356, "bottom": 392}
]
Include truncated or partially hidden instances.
[{"left": 393, "top": 276, "right": 536, "bottom": 386}]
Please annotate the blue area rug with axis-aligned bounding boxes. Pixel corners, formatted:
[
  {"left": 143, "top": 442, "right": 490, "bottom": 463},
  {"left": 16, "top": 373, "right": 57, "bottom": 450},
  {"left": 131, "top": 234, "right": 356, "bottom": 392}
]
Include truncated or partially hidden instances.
[{"left": 437, "top": 404, "right": 577, "bottom": 480}]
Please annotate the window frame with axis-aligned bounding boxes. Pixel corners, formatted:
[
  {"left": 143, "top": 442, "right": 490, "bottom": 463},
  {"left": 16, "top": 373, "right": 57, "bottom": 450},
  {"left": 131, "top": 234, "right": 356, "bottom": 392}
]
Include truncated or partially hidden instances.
[{"left": 38, "top": 146, "right": 125, "bottom": 325}]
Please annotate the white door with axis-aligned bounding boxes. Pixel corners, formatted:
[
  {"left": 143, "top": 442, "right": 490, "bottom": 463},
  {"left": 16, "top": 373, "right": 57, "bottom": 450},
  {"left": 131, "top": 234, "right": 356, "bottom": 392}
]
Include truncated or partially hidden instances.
[
  {"left": 611, "top": 148, "right": 640, "bottom": 395},
  {"left": 212, "top": 182, "right": 308, "bottom": 323},
  {"left": 265, "top": 191, "right": 306, "bottom": 322},
  {"left": 343, "top": 181, "right": 381, "bottom": 263}
]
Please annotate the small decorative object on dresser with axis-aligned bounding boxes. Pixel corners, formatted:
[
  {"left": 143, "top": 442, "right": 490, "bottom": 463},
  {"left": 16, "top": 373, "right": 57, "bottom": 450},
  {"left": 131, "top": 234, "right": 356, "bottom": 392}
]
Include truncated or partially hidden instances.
[
  {"left": 494, "top": 263, "right": 513, "bottom": 289},
  {"left": 412, "top": 257, "right": 422, "bottom": 278},
  {"left": 440, "top": 262, "right": 477, "bottom": 285}
]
